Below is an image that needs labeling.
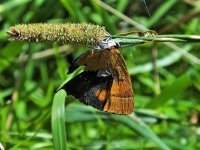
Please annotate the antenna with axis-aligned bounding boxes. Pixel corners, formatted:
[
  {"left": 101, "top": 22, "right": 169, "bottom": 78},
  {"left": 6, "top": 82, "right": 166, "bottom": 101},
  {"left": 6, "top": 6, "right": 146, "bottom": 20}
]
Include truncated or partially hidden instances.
[{"left": 143, "top": 0, "right": 152, "bottom": 19}]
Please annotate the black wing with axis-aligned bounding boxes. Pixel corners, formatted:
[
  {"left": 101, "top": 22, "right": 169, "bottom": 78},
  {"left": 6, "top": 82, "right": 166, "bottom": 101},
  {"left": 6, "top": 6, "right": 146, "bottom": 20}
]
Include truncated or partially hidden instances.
[{"left": 63, "top": 71, "right": 113, "bottom": 110}]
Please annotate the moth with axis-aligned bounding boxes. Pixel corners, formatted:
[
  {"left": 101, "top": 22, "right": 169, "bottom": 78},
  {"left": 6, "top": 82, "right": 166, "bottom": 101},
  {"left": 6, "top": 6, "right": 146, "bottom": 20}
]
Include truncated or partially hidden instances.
[{"left": 64, "top": 40, "right": 134, "bottom": 115}]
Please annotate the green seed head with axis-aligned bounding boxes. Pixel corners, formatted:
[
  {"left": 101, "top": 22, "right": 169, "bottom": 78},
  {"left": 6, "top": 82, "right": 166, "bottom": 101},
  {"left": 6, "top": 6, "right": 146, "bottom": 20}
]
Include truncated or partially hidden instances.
[{"left": 7, "top": 23, "right": 110, "bottom": 46}]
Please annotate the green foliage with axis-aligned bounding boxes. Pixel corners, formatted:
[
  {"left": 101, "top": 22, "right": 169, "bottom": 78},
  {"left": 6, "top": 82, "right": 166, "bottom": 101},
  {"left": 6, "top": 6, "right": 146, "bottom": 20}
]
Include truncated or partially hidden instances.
[
  {"left": 52, "top": 90, "right": 67, "bottom": 150},
  {"left": 65, "top": 103, "right": 170, "bottom": 150},
  {"left": 0, "top": 0, "right": 200, "bottom": 150}
]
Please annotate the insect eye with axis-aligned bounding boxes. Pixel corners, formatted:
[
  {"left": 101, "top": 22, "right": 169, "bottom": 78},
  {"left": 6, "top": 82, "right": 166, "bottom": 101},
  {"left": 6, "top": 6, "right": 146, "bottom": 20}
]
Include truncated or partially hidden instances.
[{"left": 115, "top": 42, "right": 120, "bottom": 48}]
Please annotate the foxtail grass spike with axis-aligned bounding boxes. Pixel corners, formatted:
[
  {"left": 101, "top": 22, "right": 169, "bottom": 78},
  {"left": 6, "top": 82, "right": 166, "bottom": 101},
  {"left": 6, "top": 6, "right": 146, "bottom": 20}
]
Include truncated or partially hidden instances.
[{"left": 7, "top": 23, "right": 110, "bottom": 46}]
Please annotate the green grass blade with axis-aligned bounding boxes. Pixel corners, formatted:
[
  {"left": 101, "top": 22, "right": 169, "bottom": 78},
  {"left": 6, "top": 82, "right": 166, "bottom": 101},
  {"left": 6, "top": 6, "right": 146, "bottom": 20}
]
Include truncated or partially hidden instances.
[
  {"left": 112, "top": 114, "right": 170, "bottom": 150},
  {"left": 57, "top": 66, "right": 84, "bottom": 91},
  {"left": 147, "top": 71, "right": 193, "bottom": 108},
  {"left": 59, "top": 0, "right": 76, "bottom": 18},
  {"left": 65, "top": 103, "right": 170, "bottom": 150},
  {"left": 128, "top": 45, "right": 191, "bottom": 75},
  {"left": 52, "top": 89, "right": 67, "bottom": 150},
  {"left": 147, "top": 0, "right": 178, "bottom": 28},
  {"left": 0, "top": 0, "right": 30, "bottom": 13},
  {"left": 116, "top": 0, "right": 129, "bottom": 12},
  {"left": 59, "top": 0, "right": 87, "bottom": 22}
]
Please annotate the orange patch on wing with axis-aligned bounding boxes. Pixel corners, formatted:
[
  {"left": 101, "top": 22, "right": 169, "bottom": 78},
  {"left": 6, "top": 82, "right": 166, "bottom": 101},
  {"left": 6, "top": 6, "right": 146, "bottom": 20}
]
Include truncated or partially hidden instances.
[
  {"left": 95, "top": 89, "right": 108, "bottom": 101},
  {"left": 103, "top": 79, "right": 134, "bottom": 115}
]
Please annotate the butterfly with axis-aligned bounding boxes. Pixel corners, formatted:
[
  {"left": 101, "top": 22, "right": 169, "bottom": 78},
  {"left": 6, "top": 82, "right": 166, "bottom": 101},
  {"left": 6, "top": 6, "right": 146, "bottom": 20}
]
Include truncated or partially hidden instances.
[{"left": 64, "top": 40, "right": 134, "bottom": 115}]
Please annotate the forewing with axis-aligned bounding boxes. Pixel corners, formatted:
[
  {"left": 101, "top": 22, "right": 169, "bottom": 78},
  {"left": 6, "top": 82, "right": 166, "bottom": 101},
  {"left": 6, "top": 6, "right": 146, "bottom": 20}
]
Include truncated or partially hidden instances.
[{"left": 74, "top": 48, "right": 128, "bottom": 80}]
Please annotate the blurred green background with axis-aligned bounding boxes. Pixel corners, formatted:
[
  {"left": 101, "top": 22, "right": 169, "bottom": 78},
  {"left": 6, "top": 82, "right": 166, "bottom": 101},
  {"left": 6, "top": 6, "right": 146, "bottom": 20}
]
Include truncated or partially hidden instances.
[{"left": 0, "top": 0, "right": 200, "bottom": 150}]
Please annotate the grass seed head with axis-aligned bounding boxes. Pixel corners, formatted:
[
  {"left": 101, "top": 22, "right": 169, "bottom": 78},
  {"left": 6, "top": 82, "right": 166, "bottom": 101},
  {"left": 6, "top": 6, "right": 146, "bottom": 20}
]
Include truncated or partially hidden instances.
[{"left": 7, "top": 23, "right": 110, "bottom": 46}]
